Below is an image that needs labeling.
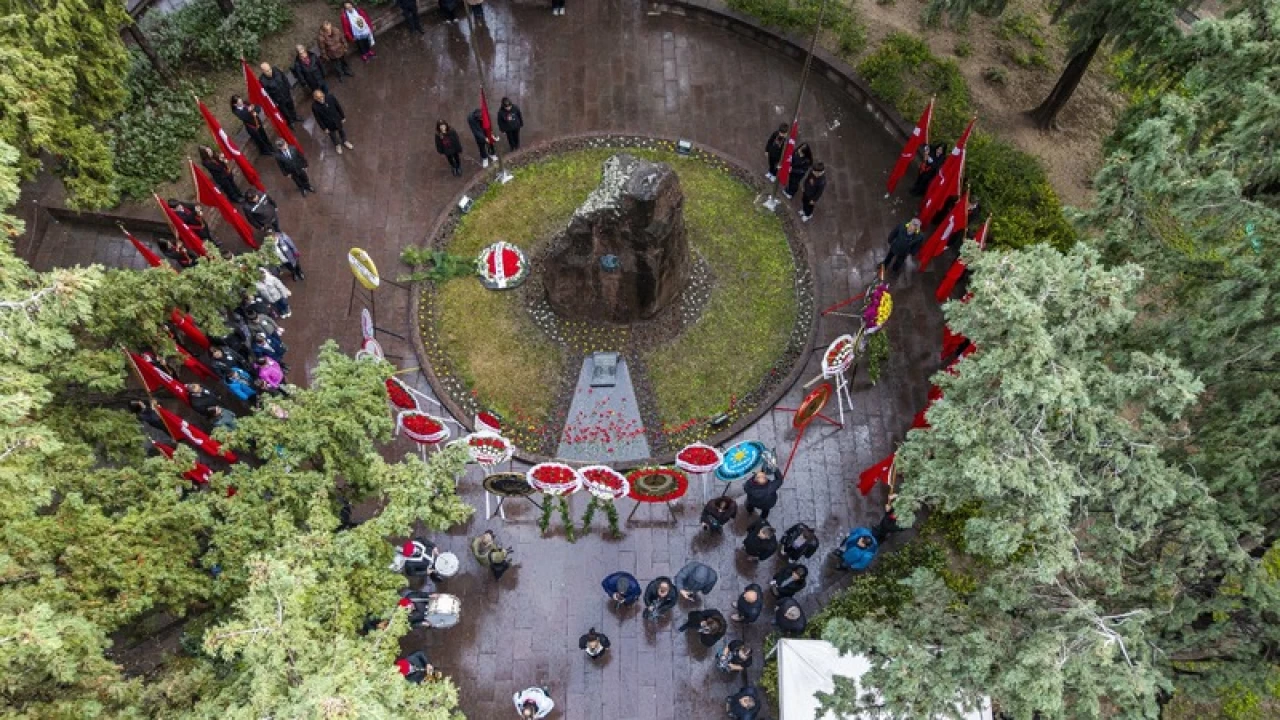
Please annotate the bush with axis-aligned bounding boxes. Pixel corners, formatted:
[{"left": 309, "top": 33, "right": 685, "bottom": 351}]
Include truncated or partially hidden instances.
[
  {"left": 923, "top": 0, "right": 1009, "bottom": 27},
  {"left": 142, "top": 0, "right": 293, "bottom": 72},
  {"left": 727, "top": 0, "right": 868, "bottom": 59},
  {"left": 109, "top": 53, "right": 209, "bottom": 199},
  {"left": 996, "top": 11, "right": 1050, "bottom": 69},
  {"left": 965, "top": 133, "right": 1075, "bottom": 251},
  {"left": 858, "top": 32, "right": 972, "bottom": 137},
  {"left": 954, "top": 39, "right": 973, "bottom": 58},
  {"left": 982, "top": 65, "right": 1008, "bottom": 84}
]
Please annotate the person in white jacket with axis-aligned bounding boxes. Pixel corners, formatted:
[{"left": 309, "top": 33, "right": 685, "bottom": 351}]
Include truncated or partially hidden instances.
[
  {"left": 512, "top": 686, "right": 554, "bottom": 718},
  {"left": 256, "top": 267, "right": 293, "bottom": 319}
]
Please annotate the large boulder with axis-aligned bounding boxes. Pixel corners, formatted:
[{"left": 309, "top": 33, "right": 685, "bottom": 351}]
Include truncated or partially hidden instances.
[{"left": 543, "top": 154, "right": 690, "bottom": 323}]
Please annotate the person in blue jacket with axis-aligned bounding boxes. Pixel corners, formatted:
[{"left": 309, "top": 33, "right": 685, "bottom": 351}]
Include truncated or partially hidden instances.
[
  {"left": 601, "top": 571, "right": 640, "bottom": 606},
  {"left": 834, "top": 527, "right": 878, "bottom": 571}
]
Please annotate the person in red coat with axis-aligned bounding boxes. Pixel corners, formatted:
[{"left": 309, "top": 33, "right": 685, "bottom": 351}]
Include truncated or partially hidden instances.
[{"left": 340, "top": 2, "right": 376, "bottom": 61}]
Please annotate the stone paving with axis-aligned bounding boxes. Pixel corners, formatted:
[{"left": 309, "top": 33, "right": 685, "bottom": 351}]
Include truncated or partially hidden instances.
[{"left": 21, "top": 2, "right": 950, "bottom": 717}]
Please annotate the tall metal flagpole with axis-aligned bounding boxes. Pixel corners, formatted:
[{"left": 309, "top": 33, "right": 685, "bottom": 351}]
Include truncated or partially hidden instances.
[
  {"left": 464, "top": 12, "right": 513, "bottom": 184},
  {"left": 763, "top": 0, "right": 831, "bottom": 211}
]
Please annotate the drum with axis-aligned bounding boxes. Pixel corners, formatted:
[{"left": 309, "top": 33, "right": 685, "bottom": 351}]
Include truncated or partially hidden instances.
[
  {"left": 433, "top": 551, "right": 459, "bottom": 578},
  {"left": 425, "top": 593, "right": 462, "bottom": 628}
]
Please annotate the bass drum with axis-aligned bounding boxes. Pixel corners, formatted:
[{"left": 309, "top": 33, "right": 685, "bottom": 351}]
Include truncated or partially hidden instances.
[{"left": 425, "top": 593, "right": 462, "bottom": 628}]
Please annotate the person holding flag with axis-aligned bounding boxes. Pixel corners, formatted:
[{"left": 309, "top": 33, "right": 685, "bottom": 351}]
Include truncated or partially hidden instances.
[
  {"left": 156, "top": 194, "right": 208, "bottom": 258},
  {"left": 123, "top": 228, "right": 165, "bottom": 269},
  {"left": 230, "top": 95, "right": 273, "bottom": 154},
  {"left": 190, "top": 161, "right": 259, "bottom": 249},
  {"left": 311, "top": 89, "right": 353, "bottom": 154},
  {"left": 764, "top": 124, "right": 787, "bottom": 182},
  {"left": 199, "top": 146, "right": 244, "bottom": 203},
  {"left": 886, "top": 98, "right": 933, "bottom": 195},
  {"left": 916, "top": 188, "right": 969, "bottom": 272},
  {"left": 919, "top": 118, "right": 976, "bottom": 225},
  {"left": 936, "top": 215, "right": 991, "bottom": 303},
  {"left": 467, "top": 106, "right": 497, "bottom": 168},
  {"left": 782, "top": 141, "right": 813, "bottom": 199},
  {"left": 198, "top": 99, "right": 266, "bottom": 192}
]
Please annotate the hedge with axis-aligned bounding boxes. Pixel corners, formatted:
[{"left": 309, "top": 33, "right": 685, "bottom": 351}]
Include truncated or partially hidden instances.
[
  {"left": 141, "top": 0, "right": 293, "bottom": 72},
  {"left": 727, "top": 0, "right": 868, "bottom": 58}
]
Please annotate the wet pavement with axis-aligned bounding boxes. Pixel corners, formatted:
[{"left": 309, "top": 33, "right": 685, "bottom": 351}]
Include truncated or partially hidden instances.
[{"left": 22, "top": 2, "right": 946, "bottom": 717}]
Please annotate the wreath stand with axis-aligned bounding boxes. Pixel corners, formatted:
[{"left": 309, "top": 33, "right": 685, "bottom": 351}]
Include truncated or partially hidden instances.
[
  {"left": 625, "top": 468, "right": 689, "bottom": 525},
  {"left": 772, "top": 382, "right": 841, "bottom": 478},
  {"left": 482, "top": 472, "right": 543, "bottom": 520}
]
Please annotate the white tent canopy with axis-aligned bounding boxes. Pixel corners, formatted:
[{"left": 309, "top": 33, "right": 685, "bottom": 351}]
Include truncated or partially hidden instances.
[{"left": 776, "top": 639, "right": 994, "bottom": 720}]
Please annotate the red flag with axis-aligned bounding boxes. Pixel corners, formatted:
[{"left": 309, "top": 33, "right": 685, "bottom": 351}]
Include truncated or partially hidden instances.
[
  {"left": 191, "top": 160, "right": 259, "bottom": 249},
  {"left": 169, "top": 309, "right": 211, "bottom": 351},
  {"left": 935, "top": 215, "right": 990, "bottom": 302},
  {"left": 776, "top": 120, "right": 799, "bottom": 189},
  {"left": 479, "top": 89, "right": 497, "bottom": 145},
  {"left": 173, "top": 341, "right": 219, "bottom": 382},
  {"left": 941, "top": 324, "right": 967, "bottom": 361},
  {"left": 152, "top": 441, "right": 214, "bottom": 486},
  {"left": 155, "top": 405, "right": 238, "bottom": 463},
  {"left": 197, "top": 99, "right": 265, "bottom": 192},
  {"left": 858, "top": 453, "right": 896, "bottom": 496},
  {"left": 123, "top": 229, "right": 165, "bottom": 268},
  {"left": 920, "top": 118, "right": 976, "bottom": 225},
  {"left": 128, "top": 351, "right": 189, "bottom": 404},
  {"left": 886, "top": 99, "right": 933, "bottom": 194},
  {"left": 242, "top": 60, "right": 302, "bottom": 152},
  {"left": 155, "top": 194, "right": 207, "bottom": 258},
  {"left": 917, "top": 189, "right": 968, "bottom": 272}
]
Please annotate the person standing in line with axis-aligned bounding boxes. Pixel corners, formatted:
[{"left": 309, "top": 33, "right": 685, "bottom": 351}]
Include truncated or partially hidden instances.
[
  {"left": 742, "top": 465, "right": 783, "bottom": 520},
  {"left": 317, "top": 21, "right": 355, "bottom": 80},
  {"left": 465, "top": 0, "right": 487, "bottom": 26},
  {"left": 497, "top": 97, "right": 524, "bottom": 151},
  {"left": 341, "top": 2, "right": 377, "bottom": 61},
  {"left": 882, "top": 217, "right": 924, "bottom": 274},
  {"left": 186, "top": 383, "right": 220, "bottom": 416},
  {"left": 782, "top": 141, "right": 812, "bottom": 199},
  {"left": 397, "top": 0, "right": 426, "bottom": 34},
  {"left": 270, "top": 230, "right": 304, "bottom": 281},
  {"left": 770, "top": 563, "right": 809, "bottom": 598},
  {"left": 256, "top": 356, "right": 286, "bottom": 391},
  {"left": 240, "top": 190, "right": 280, "bottom": 232},
  {"left": 156, "top": 238, "right": 197, "bottom": 268},
  {"left": 256, "top": 267, "right": 293, "bottom": 318},
  {"left": 231, "top": 95, "right": 273, "bottom": 154},
  {"left": 471, "top": 529, "right": 514, "bottom": 579},
  {"left": 601, "top": 571, "right": 640, "bottom": 607},
  {"left": 551, "top": 0, "right": 565, "bottom": 15},
  {"left": 435, "top": 121, "right": 464, "bottom": 176},
  {"left": 311, "top": 89, "right": 354, "bottom": 154},
  {"left": 643, "top": 576, "right": 677, "bottom": 620},
  {"left": 439, "top": 0, "right": 462, "bottom": 23},
  {"left": 273, "top": 139, "right": 314, "bottom": 196},
  {"left": 764, "top": 123, "right": 787, "bottom": 181},
  {"left": 912, "top": 141, "right": 948, "bottom": 196},
  {"left": 210, "top": 405, "right": 238, "bottom": 431},
  {"left": 834, "top": 527, "right": 879, "bottom": 571},
  {"left": 467, "top": 108, "right": 497, "bottom": 168},
  {"left": 578, "top": 627, "right": 610, "bottom": 659},
  {"left": 873, "top": 492, "right": 904, "bottom": 542},
  {"left": 799, "top": 162, "right": 827, "bottom": 223},
  {"left": 199, "top": 146, "right": 243, "bottom": 202},
  {"left": 700, "top": 495, "right": 737, "bottom": 533},
  {"left": 168, "top": 200, "right": 215, "bottom": 247},
  {"left": 726, "top": 684, "right": 763, "bottom": 720},
  {"left": 257, "top": 62, "right": 299, "bottom": 125},
  {"left": 292, "top": 45, "right": 330, "bottom": 96},
  {"left": 742, "top": 519, "right": 778, "bottom": 563},
  {"left": 774, "top": 597, "right": 807, "bottom": 636},
  {"left": 780, "top": 522, "right": 819, "bottom": 562},
  {"left": 715, "top": 639, "right": 753, "bottom": 675},
  {"left": 674, "top": 561, "right": 718, "bottom": 602},
  {"left": 678, "top": 608, "right": 727, "bottom": 648},
  {"left": 729, "top": 584, "right": 763, "bottom": 624},
  {"left": 512, "top": 687, "right": 554, "bottom": 718}
]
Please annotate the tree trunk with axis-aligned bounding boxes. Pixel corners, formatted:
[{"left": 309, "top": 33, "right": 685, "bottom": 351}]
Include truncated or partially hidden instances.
[
  {"left": 123, "top": 24, "right": 173, "bottom": 84},
  {"left": 215, "top": 0, "right": 235, "bottom": 15},
  {"left": 1026, "top": 33, "right": 1104, "bottom": 131},
  {"left": 1049, "top": 0, "right": 1075, "bottom": 25}
]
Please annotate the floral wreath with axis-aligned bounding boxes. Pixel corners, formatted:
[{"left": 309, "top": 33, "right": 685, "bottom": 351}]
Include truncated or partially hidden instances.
[
  {"left": 526, "top": 462, "right": 582, "bottom": 496},
  {"left": 477, "top": 241, "right": 529, "bottom": 290},
  {"left": 463, "top": 431, "right": 513, "bottom": 466},
  {"left": 821, "top": 334, "right": 857, "bottom": 377},
  {"left": 626, "top": 467, "right": 689, "bottom": 503},
  {"left": 579, "top": 465, "right": 630, "bottom": 500},
  {"left": 863, "top": 282, "right": 893, "bottom": 332},
  {"left": 396, "top": 410, "right": 452, "bottom": 445},
  {"left": 675, "top": 443, "right": 723, "bottom": 475}
]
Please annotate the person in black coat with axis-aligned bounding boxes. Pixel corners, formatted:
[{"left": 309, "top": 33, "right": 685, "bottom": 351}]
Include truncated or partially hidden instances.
[
  {"left": 882, "top": 218, "right": 924, "bottom": 274},
  {"left": 578, "top": 627, "right": 610, "bottom": 659},
  {"left": 438, "top": 0, "right": 461, "bottom": 23},
  {"left": 771, "top": 563, "right": 809, "bottom": 598},
  {"left": 497, "top": 97, "right": 524, "bottom": 151},
  {"left": 311, "top": 89, "right": 353, "bottom": 153},
  {"left": 273, "top": 139, "right": 314, "bottom": 195},
  {"left": 434, "top": 121, "right": 463, "bottom": 176},
  {"left": 199, "top": 146, "right": 243, "bottom": 202},
  {"left": 764, "top": 123, "right": 787, "bottom": 182},
  {"left": 780, "top": 522, "right": 819, "bottom": 562},
  {"left": 156, "top": 238, "right": 197, "bottom": 268},
  {"left": 257, "top": 63, "right": 298, "bottom": 124},
  {"left": 643, "top": 576, "right": 677, "bottom": 620},
  {"left": 700, "top": 496, "right": 737, "bottom": 533},
  {"left": 912, "top": 141, "right": 948, "bottom": 196},
  {"left": 726, "top": 684, "right": 763, "bottom": 720},
  {"left": 397, "top": 0, "right": 426, "bottom": 33},
  {"left": 291, "top": 45, "right": 329, "bottom": 95},
  {"left": 742, "top": 466, "right": 783, "bottom": 520},
  {"left": 231, "top": 95, "right": 272, "bottom": 154},
  {"left": 774, "top": 597, "right": 807, "bottom": 635},
  {"left": 800, "top": 162, "right": 827, "bottom": 222},
  {"left": 742, "top": 519, "right": 778, "bottom": 563},
  {"left": 395, "top": 650, "right": 437, "bottom": 684},
  {"left": 168, "top": 200, "right": 219, "bottom": 251},
  {"left": 466, "top": 108, "right": 497, "bottom": 167},
  {"left": 677, "top": 608, "right": 726, "bottom": 648},
  {"left": 783, "top": 142, "right": 812, "bottom": 198},
  {"left": 730, "top": 584, "right": 763, "bottom": 624},
  {"left": 240, "top": 190, "right": 280, "bottom": 232},
  {"left": 186, "top": 383, "right": 220, "bottom": 416}
]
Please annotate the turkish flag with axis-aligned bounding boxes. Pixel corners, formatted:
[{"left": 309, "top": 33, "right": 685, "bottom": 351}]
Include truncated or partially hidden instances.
[
  {"left": 935, "top": 215, "right": 990, "bottom": 302},
  {"left": 155, "top": 194, "right": 207, "bottom": 258},
  {"left": 242, "top": 60, "right": 302, "bottom": 152},
  {"left": 479, "top": 89, "right": 497, "bottom": 145},
  {"left": 169, "top": 309, "right": 211, "bottom": 351},
  {"left": 858, "top": 453, "right": 896, "bottom": 496},
  {"left": 152, "top": 441, "right": 214, "bottom": 486},
  {"left": 917, "top": 189, "right": 968, "bottom": 272},
  {"left": 173, "top": 340, "right": 219, "bottom": 382},
  {"left": 942, "top": 324, "right": 968, "bottom": 361},
  {"left": 155, "top": 405, "right": 238, "bottom": 463},
  {"left": 776, "top": 120, "right": 799, "bottom": 188},
  {"left": 123, "top": 229, "right": 164, "bottom": 268},
  {"left": 920, "top": 118, "right": 975, "bottom": 225},
  {"left": 128, "top": 351, "right": 190, "bottom": 405},
  {"left": 886, "top": 99, "right": 933, "bottom": 194},
  {"left": 190, "top": 160, "right": 258, "bottom": 249},
  {"left": 197, "top": 99, "right": 266, "bottom": 192}
]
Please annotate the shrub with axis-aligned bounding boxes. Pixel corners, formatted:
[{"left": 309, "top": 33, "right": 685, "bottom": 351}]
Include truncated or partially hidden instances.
[
  {"left": 996, "top": 11, "right": 1050, "bottom": 69},
  {"left": 142, "top": 0, "right": 293, "bottom": 72},
  {"left": 954, "top": 39, "right": 973, "bottom": 58},
  {"left": 727, "top": 0, "right": 868, "bottom": 59},
  {"left": 109, "top": 53, "right": 208, "bottom": 199},
  {"left": 965, "top": 133, "right": 1075, "bottom": 251},
  {"left": 923, "top": 0, "right": 1009, "bottom": 27},
  {"left": 858, "top": 32, "right": 972, "bottom": 137},
  {"left": 982, "top": 65, "right": 1008, "bottom": 84}
]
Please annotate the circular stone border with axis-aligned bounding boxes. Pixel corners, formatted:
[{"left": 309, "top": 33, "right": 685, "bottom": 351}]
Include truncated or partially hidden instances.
[{"left": 409, "top": 133, "right": 819, "bottom": 469}]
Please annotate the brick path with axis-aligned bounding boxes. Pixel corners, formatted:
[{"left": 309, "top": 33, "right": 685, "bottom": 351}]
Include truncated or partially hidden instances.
[{"left": 23, "top": 2, "right": 946, "bottom": 717}]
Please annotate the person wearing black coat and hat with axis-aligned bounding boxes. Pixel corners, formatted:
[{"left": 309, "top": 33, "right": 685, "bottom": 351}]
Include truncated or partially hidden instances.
[
  {"left": 781, "top": 522, "right": 820, "bottom": 561},
  {"left": 231, "top": 95, "right": 272, "bottom": 154},
  {"left": 764, "top": 124, "right": 787, "bottom": 182},
  {"left": 274, "top": 139, "right": 314, "bottom": 195},
  {"left": 466, "top": 108, "right": 497, "bottom": 168},
  {"left": 783, "top": 142, "right": 813, "bottom": 198},
  {"left": 742, "top": 465, "right": 783, "bottom": 520},
  {"left": 395, "top": 650, "right": 437, "bottom": 684},
  {"left": 240, "top": 190, "right": 280, "bottom": 232},
  {"left": 912, "top": 141, "right": 948, "bottom": 196},
  {"left": 730, "top": 584, "right": 764, "bottom": 624},
  {"left": 771, "top": 563, "right": 809, "bottom": 598},
  {"left": 578, "top": 627, "right": 610, "bottom": 659},
  {"left": 292, "top": 45, "right": 329, "bottom": 95},
  {"left": 497, "top": 97, "right": 524, "bottom": 151},
  {"left": 156, "top": 238, "right": 197, "bottom": 268},
  {"left": 434, "top": 121, "right": 464, "bottom": 176},
  {"left": 169, "top": 200, "right": 219, "bottom": 252},
  {"left": 199, "top": 146, "right": 243, "bottom": 202},
  {"left": 674, "top": 561, "right": 718, "bottom": 601},
  {"left": 257, "top": 62, "right": 298, "bottom": 124},
  {"left": 742, "top": 519, "right": 778, "bottom": 563},
  {"left": 726, "top": 684, "right": 763, "bottom": 720},
  {"left": 643, "top": 576, "right": 677, "bottom": 620},
  {"left": 774, "top": 597, "right": 807, "bottom": 635},
  {"left": 677, "top": 608, "right": 726, "bottom": 648},
  {"left": 800, "top": 162, "right": 827, "bottom": 223},
  {"left": 882, "top": 217, "right": 925, "bottom": 274},
  {"left": 700, "top": 496, "right": 737, "bottom": 533},
  {"left": 311, "top": 89, "right": 353, "bottom": 153}
]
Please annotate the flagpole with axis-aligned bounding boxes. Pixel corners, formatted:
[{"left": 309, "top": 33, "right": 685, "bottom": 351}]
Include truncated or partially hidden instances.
[
  {"left": 464, "top": 15, "right": 513, "bottom": 184},
  {"left": 764, "top": 0, "right": 831, "bottom": 212}
]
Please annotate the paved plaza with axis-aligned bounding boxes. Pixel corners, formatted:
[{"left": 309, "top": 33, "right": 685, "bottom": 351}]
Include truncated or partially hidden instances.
[{"left": 24, "top": 2, "right": 947, "bottom": 717}]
